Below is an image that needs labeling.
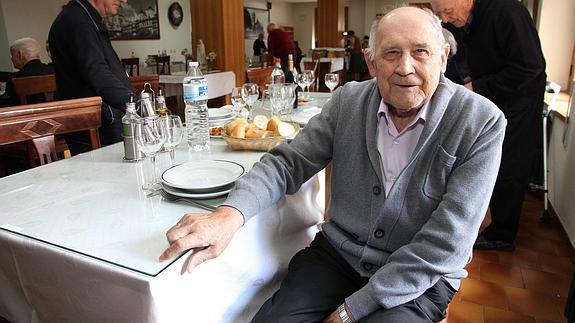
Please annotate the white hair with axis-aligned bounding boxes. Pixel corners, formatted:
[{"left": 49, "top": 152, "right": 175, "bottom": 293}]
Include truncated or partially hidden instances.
[{"left": 10, "top": 37, "right": 42, "bottom": 60}]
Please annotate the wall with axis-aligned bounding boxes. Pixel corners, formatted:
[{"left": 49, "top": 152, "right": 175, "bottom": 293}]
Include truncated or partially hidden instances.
[
  {"left": 0, "top": 1, "right": 10, "bottom": 71},
  {"left": 348, "top": 0, "right": 366, "bottom": 39},
  {"left": 538, "top": 0, "right": 575, "bottom": 89},
  {"left": 292, "top": 2, "right": 315, "bottom": 55},
  {"left": 0, "top": 0, "right": 192, "bottom": 70}
]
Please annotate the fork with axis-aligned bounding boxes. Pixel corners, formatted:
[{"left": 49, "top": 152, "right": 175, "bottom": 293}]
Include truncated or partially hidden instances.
[{"left": 159, "top": 189, "right": 217, "bottom": 212}]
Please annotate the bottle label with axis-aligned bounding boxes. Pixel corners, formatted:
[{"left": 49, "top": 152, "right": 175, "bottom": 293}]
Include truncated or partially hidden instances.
[
  {"left": 183, "top": 83, "right": 208, "bottom": 101},
  {"left": 122, "top": 123, "right": 132, "bottom": 136}
]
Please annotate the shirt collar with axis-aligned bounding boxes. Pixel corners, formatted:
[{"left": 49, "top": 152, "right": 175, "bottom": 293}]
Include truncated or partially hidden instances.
[{"left": 377, "top": 99, "right": 429, "bottom": 128}]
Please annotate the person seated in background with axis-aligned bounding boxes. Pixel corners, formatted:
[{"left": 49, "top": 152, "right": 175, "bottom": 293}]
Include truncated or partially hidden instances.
[
  {"left": 293, "top": 40, "right": 304, "bottom": 73},
  {"left": 345, "top": 30, "right": 363, "bottom": 81},
  {"left": 159, "top": 6, "right": 506, "bottom": 322},
  {"left": 442, "top": 29, "right": 464, "bottom": 85},
  {"left": 253, "top": 33, "right": 267, "bottom": 57},
  {"left": 0, "top": 37, "right": 54, "bottom": 107}
]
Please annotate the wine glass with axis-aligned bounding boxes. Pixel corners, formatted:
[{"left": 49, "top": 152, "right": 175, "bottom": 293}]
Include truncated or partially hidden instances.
[
  {"left": 295, "top": 73, "right": 308, "bottom": 100},
  {"left": 135, "top": 116, "right": 166, "bottom": 191},
  {"left": 160, "top": 115, "right": 184, "bottom": 166},
  {"left": 230, "top": 87, "right": 245, "bottom": 117},
  {"left": 325, "top": 73, "right": 339, "bottom": 93},
  {"left": 303, "top": 69, "right": 315, "bottom": 98},
  {"left": 241, "top": 83, "right": 259, "bottom": 119}
]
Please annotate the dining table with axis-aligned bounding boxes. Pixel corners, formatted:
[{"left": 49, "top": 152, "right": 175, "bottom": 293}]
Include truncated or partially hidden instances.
[{"left": 0, "top": 136, "right": 325, "bottom": 322}]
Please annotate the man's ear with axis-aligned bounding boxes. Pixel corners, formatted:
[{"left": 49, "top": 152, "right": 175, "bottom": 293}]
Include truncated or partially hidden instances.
[
  {"left": 440, "top": 43, "right": 449, "bottom": 73},
  {"left": 364, "top": 49, "right": 376, "bottom": 78}
]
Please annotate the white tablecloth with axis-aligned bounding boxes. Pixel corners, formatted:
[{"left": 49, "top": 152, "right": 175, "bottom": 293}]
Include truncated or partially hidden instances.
[
  {"left": 159, "top": 71, "right": 236, "bottom": 99},
  {"left": 0, "top": 140, "right": 323, "bottom": 323},
  {"left": 301, "top": 57, "right": 344, "bottom": 73}
]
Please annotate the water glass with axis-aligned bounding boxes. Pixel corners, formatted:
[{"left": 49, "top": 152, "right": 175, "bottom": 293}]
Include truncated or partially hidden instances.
[
  {"left": 135, "top": 116, "right": 166, "bottom": 191},
  {"left": 303, "top": 70, "right": 315, "bottom": 96},
  {"left": 295, "top": 73, "right": 307, "bottom": 99},
  {"left": 231, "top": 87, "right": 245, "bottom": 117},
  {"left": 325, "top": 73, "right": 339, "bottom": 92},
  {"left": 241, "top": 83, "right": 259, "bottom": 119},
  {"left": 160, "top": 115, "right": 184, "bottom": 166}
]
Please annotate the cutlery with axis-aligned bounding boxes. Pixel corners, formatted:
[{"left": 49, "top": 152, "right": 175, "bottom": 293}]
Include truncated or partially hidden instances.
[{"left": 159, "top": 189, "right": 217, "bottom": 211}]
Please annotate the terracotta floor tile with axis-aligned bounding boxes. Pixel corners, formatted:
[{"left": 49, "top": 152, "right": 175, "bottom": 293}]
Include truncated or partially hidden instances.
[
  {"left": 548, "top": 239, "right": 575, "bottom": 258},
  {"left": 446, "top": 299, "right": 484, "bottom": 323},
  {"left": 460, "top": 278, "right": 508, "bottom": 309},
  {"left": 480, "top": 262, "right": 524, "bottom": 288},
  {"left": 521, "top": 268, "right": 571, "bottom": 298},
  {"left": 535, "top": 320, "right": 564, "bottom": 323},
  {"left": 515, "top": 236, "right": 558, "bottom": 255},
  {"left": 497, "top": 248, "right": 542, "bottom": 270},
  {"left": 466, "top": 256, "right": 494, "bottom": 280},
  {"left": 472, "top": 250, "right": 500, "bottom": 264},
  {"left": 484, "top": 306, "right": 535, "bottom": 323},
  {"left": 539, "top": 254, "right": 575, "bottom": 277},
  {"left": 505, "top": 286, "right": 563, "bottom": 321}
]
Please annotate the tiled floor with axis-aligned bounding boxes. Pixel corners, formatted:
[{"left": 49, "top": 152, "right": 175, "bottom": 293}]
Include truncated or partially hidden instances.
[{"left": 447, "top": 192, "right": 574, "bottom": 323}]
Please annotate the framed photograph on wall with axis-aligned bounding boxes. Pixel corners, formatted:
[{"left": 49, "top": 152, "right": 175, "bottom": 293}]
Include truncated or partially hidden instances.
[
  {"left": 104, "top": 0, "right": 160, "bottom": 40},
  {"left": 244, "top": 7, "right": 269, "bottom": 39}
]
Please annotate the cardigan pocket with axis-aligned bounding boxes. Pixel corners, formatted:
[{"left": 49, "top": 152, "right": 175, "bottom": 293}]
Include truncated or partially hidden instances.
[{"left": 423, "top": 145, "right": 456, "bottom": 201}]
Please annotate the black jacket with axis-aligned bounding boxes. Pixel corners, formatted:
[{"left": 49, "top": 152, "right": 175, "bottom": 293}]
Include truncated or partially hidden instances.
[
  {"left": 48, "top": 0, "right": 131, "bottom": 126},
  {"left": 446, "top": 0, "right": 546, "bottom": 115},
  {"left": 0, "top": 59, "right": 54, "bottom": 107}
]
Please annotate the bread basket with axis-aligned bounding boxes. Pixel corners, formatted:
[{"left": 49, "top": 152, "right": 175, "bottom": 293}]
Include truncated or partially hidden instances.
[{"left": 222, "top": 122, "right": 300, "bottom": 151}]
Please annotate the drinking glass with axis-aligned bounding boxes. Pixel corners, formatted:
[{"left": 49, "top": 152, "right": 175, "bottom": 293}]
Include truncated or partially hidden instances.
[
  {"left": 325, "top": 73, "right": 339, "bottom": 93},
  {"left": 135, "top": 116, "right": 166, "bottom": 191},
  {"left": 241, "top": 83, "right": 259, "bottom": 119},
  {"left": 295, "top": 73, "right": 308, "bottom": 99},
  {"left": 160, "top": 115, "right": 184, "bottom": 166},
  {"left": 230, "top": 87, "right": 245, "bottom": 117}
]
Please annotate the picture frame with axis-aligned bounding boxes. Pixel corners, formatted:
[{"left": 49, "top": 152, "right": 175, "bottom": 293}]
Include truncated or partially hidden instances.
[
  {"left": 244, "top": 7, "right": 269, "bottom": 40},
  {"left": 104, "top": 0, "right": 160, "bottom": 40},
  {"left": 168, "top": 2, "right": 183, "bottom": 27}
]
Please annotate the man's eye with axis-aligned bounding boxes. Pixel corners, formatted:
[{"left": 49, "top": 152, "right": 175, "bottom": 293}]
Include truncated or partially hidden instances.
[
  {"left": 413, "top": 49, "right": 430, "bottom": 56},
  {"left": 383, "top": 51, "right": 399, "bottom": 59}
]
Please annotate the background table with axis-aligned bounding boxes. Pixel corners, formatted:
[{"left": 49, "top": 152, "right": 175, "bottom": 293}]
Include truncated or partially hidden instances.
[{"left": 0, "top": 140, "right": 324, "bottom": 322}]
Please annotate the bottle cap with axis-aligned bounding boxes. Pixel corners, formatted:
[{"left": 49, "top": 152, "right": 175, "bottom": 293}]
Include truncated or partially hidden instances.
[
  {"left": 275, "top": 57, "right": 281, "bottom": 63},
  {"left": 191, "top": 61, "right": 199, "bottom": 67}
]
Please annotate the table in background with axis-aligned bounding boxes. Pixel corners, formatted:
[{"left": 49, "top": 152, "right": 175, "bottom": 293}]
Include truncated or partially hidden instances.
[{"left": 0, "top": 140, "right": 323, "bottom": 322}]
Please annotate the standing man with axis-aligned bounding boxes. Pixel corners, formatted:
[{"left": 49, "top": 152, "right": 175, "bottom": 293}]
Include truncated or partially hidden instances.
[
  {"left": 49, "top": 0, "right": 132, "bottom": 154},
  {"left": 267, "top": 23, "right": 295, "bottom": 82},
  {"left": 0, "top": 38, "right": 53, "bottom": 107},
  {"left": 253, "top": 33, "right": 267, "bottom": 57},
  {"left": 160, "top": 7, "right": 506, "bottom": 322},
  {"left": 431, "top": 0, "right": 547, "bottom": 250}
]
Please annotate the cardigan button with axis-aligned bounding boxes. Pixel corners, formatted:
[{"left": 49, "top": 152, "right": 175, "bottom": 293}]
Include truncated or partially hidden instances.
[
  {"left": 374, "top": 229, "right": 385, "bottom": 239},
  {"left": 362, "top": 262, "right": 373, "bottom": 271},
  {"left": 373, "top": 185, "right": 382, "bottom": 195}
]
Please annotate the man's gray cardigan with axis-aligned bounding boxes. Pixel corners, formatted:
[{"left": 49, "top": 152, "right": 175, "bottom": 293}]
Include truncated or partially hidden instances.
[{"left": 224, "top": 76, "right": 506, "bottom": 320}]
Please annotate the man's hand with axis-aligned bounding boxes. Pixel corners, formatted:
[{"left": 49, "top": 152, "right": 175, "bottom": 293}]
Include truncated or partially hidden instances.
[
  {"left": 159, "top": 206, "right": 244, "bottom": 273},
  {"left": 322, "top": 310, "right": 343, "bottom": 323}
]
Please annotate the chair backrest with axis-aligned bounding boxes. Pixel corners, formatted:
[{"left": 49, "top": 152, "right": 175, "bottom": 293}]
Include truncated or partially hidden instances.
[
  {"left": 122, "top": 57, "right": 140, "bottom": 77},
  {"left": 246, "top": 67, "right": 274, "bottom": 94},
  {"left": 155, "top": 55, "right": 171, "bottom": 75},
  {"left": 12, "top": 74, "right": 56, "bottom": 104},
  {"left": 128, "top": 75, "right": 160, "bottom": 96},
  {"left": 0, "top": 71, "right": 12, "bottom": 82},
  {"left": 0, "top": 96, "right": 102, "bottom": 165}
]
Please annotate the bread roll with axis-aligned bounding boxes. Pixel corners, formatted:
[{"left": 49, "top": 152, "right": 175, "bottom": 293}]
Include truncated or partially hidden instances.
[
  {"left": 230, "top": 125, "right": 246, "bottom": 138},
  {"left": 225, "top": 118, "right": 247, "bottom": 136},
  {"left": 245, "top": 128, "right": 267, "bottom": 139},
  {"left": 267, "top": 116, "right": 281, "bottom": 133}
]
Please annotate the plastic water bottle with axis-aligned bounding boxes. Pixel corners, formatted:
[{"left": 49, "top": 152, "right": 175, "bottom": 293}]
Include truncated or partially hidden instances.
[
  {"left": 271, "top": 58, "right": 285, "bottom": 83},
  {"left": 183, "top": 61, "right": 210, "bottom": 151},
  {"left": 122, "top": 96, "right": 143, "bottom": 161}
]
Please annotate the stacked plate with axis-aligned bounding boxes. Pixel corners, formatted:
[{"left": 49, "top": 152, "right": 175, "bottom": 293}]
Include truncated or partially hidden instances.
[
  {"left": 209, "top": 106, "right": 235, "bottom": 128},
  {"left": 160, "top": 160, "right": 245, "bottom": 199}
]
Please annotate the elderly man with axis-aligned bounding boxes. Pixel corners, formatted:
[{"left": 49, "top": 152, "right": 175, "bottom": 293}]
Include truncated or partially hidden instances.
[
  {"left": 49, "top": 0, "right": 132, "bottom": 154},
  {"left": 0, "top": 38, "right": 53, "bottom": 107},
  {"left": 160, "top": 6, "right": 505, "bottom": 322},
  {"left": 267, "top": 23, "right": 295, "bottom": 82},
  {"left": 431, "top": 0, "right": 546, "bottom": 251}
]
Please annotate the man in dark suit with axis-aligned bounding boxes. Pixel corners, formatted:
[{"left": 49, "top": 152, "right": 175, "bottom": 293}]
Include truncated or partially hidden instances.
[{"left": 0, "top": 37, "right": 54, "bottom": 107}]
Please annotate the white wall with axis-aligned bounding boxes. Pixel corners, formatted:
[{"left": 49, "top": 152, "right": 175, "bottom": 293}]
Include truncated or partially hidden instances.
[
  {"left": 292, "top": 2, "right": 315, "bottom": 55},
  {"left": 538, "top": 0, "right": 575, "bottom": 89},
  {"left": 0, "top": 0, "right": 191, "bottom": 70},
  {"left": 348, "top": 0, "right": 366, "bottom": 39},
  {"left": 0, "top": 1, "right": 10, "bottom": 71}
]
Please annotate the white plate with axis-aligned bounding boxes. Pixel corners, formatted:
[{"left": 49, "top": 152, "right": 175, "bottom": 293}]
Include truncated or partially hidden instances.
[
  {"left": 291, "top": 106, "right": 322, "bottom": 126},
  {"left": 162, "top": 183, "right": 232, "bottom": 199},
  {"left": 161, "top": 160, "right": 245, "bottom": 190},
  {"left": 208, "top": 107, "right": 234, "bottom": 120}
]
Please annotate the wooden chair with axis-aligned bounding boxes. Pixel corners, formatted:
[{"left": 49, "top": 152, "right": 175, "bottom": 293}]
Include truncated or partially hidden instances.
[
  {"left": 246, "top": 67, "right": 274, "bottom": 94},
  {"left": 128, "top": 75, "right": 160, "bottom": 95},
  {"left": 121, "top": 57, "right": 140, "bottom": 77},
  {"left": 11, "top": 74, "right": 56, "bottom": 104},
  {"left": 0, "top": 97, "right": 102, "bottom": 169},
  {"left": 303, "top": 53, "right": 332, "bottom": 93},
  {"left": 155, "top": 55, "right": 171, "bottom": 75}
]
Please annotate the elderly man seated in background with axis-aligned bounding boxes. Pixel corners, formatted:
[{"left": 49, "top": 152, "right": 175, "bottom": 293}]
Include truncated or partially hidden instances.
[
  {"left": 0, "top": 37, "right": 53, "bottom": 107},
  {"left": 160, "top": 6, "right": 506, "bottom": 323}
]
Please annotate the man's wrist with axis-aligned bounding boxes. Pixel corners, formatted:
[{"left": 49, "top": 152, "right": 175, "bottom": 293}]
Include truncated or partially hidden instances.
[{"left": 338, "top": 303, "right": 354, "bottom": 323}]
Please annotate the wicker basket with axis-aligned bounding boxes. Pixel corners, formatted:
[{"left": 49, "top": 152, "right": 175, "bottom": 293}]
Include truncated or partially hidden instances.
[{"left": 222, "top": 134, "right": 285, "bottom": 151}]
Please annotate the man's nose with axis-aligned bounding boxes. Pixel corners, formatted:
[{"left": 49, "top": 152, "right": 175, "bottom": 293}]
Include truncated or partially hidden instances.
[
  {"left": 438, "top": 12, "right": 449, "bottom": 23},
  {"left": 395, "top": 54, "right": 415, "bottom": 76}
]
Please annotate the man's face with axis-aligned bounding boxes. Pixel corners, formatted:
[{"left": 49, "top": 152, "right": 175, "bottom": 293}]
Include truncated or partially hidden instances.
[
  {"left": 430, "top": 0, "right": 473, "bottom": 28},
  {"left": 91, "top": 0, "right": 126, "bottom": 17},
  {"left": 365, "top": 8, "right": 448, "bottom": 113}
]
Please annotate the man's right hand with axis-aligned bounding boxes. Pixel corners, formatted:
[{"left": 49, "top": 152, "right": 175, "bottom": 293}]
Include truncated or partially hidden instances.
[{"left": 159, "top": 206, "right": 244, "bottom": 273}]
